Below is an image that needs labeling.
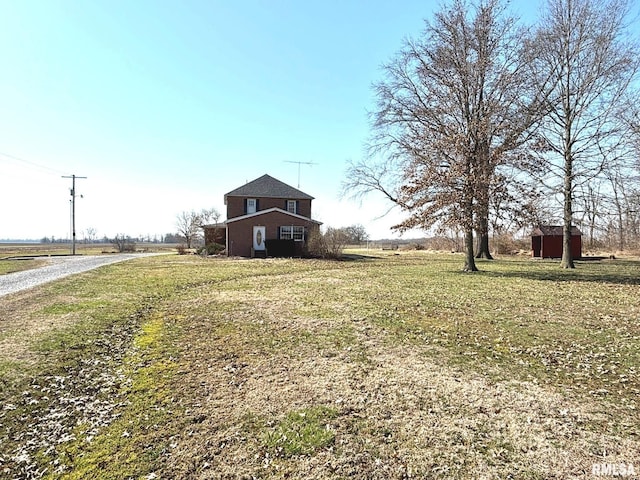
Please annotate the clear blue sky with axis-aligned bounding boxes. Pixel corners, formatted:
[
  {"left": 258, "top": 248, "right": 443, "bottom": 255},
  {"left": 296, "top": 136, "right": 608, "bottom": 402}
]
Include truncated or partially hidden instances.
[{"left": 0, "top": 0, "right": 540, "bottom": 241}]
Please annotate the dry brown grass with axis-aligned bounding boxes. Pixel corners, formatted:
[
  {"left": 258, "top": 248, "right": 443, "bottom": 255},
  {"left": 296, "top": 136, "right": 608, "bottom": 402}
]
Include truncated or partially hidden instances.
[
  {"left": 1, "top": 253, "right": 638, "bottom": 479},
  {"left": 0, "top": 288, "right": 79, "bottom": 371},
  {"left": 161, "top": 265, "right": 639, "bottom": 479}
]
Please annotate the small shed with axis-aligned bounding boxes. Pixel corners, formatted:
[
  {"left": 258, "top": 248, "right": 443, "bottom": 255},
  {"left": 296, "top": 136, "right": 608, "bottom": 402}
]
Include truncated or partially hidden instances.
[{"left": 531, "top": 225, "right": 582, "bottom": 259}]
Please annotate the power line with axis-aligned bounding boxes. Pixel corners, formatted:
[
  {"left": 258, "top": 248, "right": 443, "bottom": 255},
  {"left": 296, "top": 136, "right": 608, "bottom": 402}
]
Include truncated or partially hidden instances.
[
  {"left": 0, "top": 151, "right": 68, "bottom": 176},
  {"left": 62, "top": 175, "right": 87, "bottom": 255}
]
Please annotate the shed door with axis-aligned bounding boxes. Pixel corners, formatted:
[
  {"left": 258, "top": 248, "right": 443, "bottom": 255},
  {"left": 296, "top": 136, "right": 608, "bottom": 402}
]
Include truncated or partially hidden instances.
[
  {"left": 532, "top": 236, "right": 542, "bottom": 257},
  {"left": 253, "top": 226, "right": 266, "bottom": 251}
]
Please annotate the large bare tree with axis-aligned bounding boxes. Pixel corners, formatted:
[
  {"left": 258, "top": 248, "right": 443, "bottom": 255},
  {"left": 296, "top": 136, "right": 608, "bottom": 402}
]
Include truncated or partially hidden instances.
[
  {"left": 176, "top": 208, "right": 220, "bottom": 249},
  {"left": 529, "top": 0, "right": 638, "bottom": 268},
  {"left": 344, "top": 0, "right": 540, "bottom": 271}
]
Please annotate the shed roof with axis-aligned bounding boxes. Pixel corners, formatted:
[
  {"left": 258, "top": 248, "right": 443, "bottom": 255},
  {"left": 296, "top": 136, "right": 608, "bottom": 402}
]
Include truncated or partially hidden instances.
[
  {"left": 224, "top": 174, "right": 314, "bottom": 201},
  {"left": 531, "top": 225, "right": 582, "bottom": 236}
]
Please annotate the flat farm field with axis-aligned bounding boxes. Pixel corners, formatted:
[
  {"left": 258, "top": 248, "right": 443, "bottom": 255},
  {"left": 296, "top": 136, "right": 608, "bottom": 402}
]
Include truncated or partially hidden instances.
[{"left": 0, "top": 252, "right": 638, "bottom": 479}]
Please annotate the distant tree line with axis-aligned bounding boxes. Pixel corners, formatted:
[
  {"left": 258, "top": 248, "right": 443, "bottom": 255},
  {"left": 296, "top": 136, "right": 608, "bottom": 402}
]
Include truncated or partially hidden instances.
[{"left": 39, "top": 233, "right": 197, "bottom": 245}]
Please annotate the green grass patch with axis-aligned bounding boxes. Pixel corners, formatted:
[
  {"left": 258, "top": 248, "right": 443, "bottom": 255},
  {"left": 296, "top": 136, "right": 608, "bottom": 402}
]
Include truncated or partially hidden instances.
[
  {"left": 39, "top": 299, "right": 110, "bottom": 315},
  {"left": 263, "top": 406, "right": 338, "bottom": 457},
  {"left": 0, "top": 259, "right": 47, "bottom": 275},
  {"left": 44, "top": 312, "right": 183, "bottom": 479},
  {"left": 0, "top": 359, "right": 25, "bottom": 382}
]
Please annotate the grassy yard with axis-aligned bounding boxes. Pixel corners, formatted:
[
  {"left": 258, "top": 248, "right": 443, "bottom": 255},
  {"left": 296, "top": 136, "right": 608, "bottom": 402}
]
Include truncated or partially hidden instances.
[
  {"left": 0, "top": 252, "right": 638, "bottom": 479},
  {"left": 0, "top": 259, "right": 50, "bottom": 275}
]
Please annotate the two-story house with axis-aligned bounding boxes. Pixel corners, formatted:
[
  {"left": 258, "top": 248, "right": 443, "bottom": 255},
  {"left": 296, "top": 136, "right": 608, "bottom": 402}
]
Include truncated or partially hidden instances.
[{"left": 203, "top": 174, "right": 322, "bottom": 257}]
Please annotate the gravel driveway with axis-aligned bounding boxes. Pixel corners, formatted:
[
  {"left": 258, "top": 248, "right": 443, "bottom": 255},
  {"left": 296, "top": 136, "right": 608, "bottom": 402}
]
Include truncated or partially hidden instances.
[{"left": 0, "top": 253, "right": 162, "bottom": 297}]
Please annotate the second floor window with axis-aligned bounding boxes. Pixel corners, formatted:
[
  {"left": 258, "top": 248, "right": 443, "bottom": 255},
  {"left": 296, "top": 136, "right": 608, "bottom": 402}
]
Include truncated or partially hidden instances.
[
  {"left": 287, "top": 200, "right": 297, "bottom": 214},
  {"left": 247, "top": 198, "right": 257, "bottom": 214}
]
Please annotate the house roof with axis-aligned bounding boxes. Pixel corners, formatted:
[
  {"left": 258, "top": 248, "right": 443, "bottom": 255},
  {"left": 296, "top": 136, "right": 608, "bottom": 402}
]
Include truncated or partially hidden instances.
[
  {"left": 531, "top": 225, "right": 582, "bottom": 236},
  {"left": 201, "top": 222, "right": 226, "bottom": 229},
  {"left": 223, "top": 207, "right": 322, "bottom": 225},
  {"left": 224, "top": 174, "right": 314, "bottom": 201}
]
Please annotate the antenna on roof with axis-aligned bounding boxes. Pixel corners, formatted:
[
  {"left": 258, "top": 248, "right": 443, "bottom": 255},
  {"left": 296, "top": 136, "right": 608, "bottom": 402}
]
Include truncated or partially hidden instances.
[{"left": 284, "top": 161, "right": 318, "bottom": 188}]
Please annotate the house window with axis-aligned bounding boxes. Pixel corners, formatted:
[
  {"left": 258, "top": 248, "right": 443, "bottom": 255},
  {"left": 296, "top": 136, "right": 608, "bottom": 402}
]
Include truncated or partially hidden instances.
[
  {"left": 287, "top": 200, "right": 297, "bottom": 214},
  {"left": 280, "top": 225, "right": 304, "bottom": 241},
  {"left": 247, "top": 198, "right": 256, "bottom": 214}
]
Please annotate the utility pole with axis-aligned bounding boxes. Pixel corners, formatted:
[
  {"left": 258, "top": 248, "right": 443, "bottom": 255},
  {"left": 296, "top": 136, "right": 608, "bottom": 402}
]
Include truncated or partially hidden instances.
[
  {"left": 284, "top": 161, "right": 318, "bottom": 188},
  {"left": 62, "top": 174, "right": 87, "bottom": 255}
]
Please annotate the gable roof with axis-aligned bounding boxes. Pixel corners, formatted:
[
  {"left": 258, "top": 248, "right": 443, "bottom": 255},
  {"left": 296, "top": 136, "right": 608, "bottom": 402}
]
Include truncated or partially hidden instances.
[
  {"left": 224, "top": 174, "right": 314, "bottom": 201},
  {"left": 224, "top": 207, "right": 322, "bottom": 224},
  {"left": 531, "top": 225, "right": 582, "bottom": 236}
]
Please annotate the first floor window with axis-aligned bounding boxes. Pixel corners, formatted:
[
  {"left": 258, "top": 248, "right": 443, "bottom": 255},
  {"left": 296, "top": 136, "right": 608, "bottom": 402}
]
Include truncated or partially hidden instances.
[
  {"left": 280, "top": 225, "right": 292, "bottom": 239},
  {"left": 280, "top": 225, "right": 304, "bottom": 241}
]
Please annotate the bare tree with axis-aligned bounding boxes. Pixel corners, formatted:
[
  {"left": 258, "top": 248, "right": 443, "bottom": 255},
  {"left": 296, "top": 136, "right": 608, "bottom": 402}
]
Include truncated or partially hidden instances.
[
  {"left": 344, "top": 0, "right": 539, "bottom": 271},
  {"left": 529, "top": 0, "right": 639, "bottom": 268},
  {"left": 176, "top": 208, "right": 221, "bottom": 249},
  {"left": 488, "top": 168, "right": 550, "bottom": 235},
  {"left": 112, "top": 234, "right": 136, "bottom": 253},
  {"left": 574, "top": 180, "right": 605, "bottom": 248},
  {"left": 608, "top": 170, "right": 628, "bottom": 250},
  {"left": 601, "top": 160, "right": 640, "bottom": 251},
  {"left": 84, "top": 227, "right": 97, "bottom": 244},
  {"left": 343, "top": 224, "right": 370, "bottom": 244}
]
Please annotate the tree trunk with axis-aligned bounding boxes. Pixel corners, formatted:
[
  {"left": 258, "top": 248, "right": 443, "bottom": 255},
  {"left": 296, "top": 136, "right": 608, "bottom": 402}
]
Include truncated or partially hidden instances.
[
  {"left": 475, "top": 224, "right": 493, "bottom": 259},
  {"left": 617, "top": 209, "right": 624, "bottom": 251},
  {"left": 474, "top": 138, "right": 493, "bottom": 260},
  {"left": 561, "top": 222, "right": 574, "bottom": 268},
  {"left": 463, "top": 227, "right": 478, "bottom": 272},
  {"left": 561, "top": 151, "right": 575, "bottom": 269},
  {"left": 475, "top": 232, "right": 493, "bottom": 259},
  {"left": 612, "top": 180, "right": 624, "bottom": 251}
]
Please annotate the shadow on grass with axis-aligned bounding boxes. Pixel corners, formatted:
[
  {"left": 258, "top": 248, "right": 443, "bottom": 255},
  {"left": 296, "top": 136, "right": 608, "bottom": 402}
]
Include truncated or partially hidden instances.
[
  {"left": 478, "top": 258, "right": 640, "bottom": 285},
  {"left": 338, "top": 253, "right": 379, "bottom": 262}
]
